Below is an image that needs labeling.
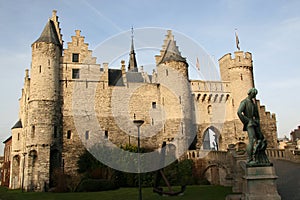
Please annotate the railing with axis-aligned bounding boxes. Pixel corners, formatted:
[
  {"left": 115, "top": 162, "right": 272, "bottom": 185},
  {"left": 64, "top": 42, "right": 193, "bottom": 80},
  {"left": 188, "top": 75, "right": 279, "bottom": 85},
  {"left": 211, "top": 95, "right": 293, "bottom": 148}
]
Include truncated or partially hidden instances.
[
  {"left": 186, "top": 149, "right": 228, "bottom": 161},
  {"left": 266, "top": 148, "right": 300, "bottom": 163}
]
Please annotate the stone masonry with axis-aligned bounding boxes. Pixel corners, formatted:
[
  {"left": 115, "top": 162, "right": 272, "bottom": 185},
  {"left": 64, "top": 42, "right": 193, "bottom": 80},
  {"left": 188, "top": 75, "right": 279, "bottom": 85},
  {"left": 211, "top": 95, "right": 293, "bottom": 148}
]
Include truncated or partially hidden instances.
[{"left": 9, "top": 11, "right": 278, "bottom": 191}]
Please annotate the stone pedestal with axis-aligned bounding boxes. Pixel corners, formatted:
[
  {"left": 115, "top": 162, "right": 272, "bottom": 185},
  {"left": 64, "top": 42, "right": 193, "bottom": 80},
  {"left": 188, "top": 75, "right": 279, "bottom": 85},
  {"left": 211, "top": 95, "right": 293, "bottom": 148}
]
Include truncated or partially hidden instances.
[{"left": 243, "top": 166, "right": 281, "bottom": 200}]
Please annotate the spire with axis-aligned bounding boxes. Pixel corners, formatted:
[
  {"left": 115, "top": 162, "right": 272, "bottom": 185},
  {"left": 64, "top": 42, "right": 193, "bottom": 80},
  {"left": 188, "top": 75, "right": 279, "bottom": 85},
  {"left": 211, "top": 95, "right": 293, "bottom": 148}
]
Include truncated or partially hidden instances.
[
  {"left": 33, "top": 19, "right": 61, "bottom": 47},
  {"left": 158, "top": 30, "right": 186, "bottom": 64},
  {"left": 128, "top": 27, "right": 138, "bottom": 72}
]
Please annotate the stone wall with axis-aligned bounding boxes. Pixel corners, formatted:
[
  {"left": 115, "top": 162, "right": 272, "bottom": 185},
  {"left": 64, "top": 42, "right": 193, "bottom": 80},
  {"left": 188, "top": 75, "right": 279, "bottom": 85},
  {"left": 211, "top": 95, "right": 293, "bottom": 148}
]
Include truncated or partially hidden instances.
[{"left": 8, "top": 11, "right": 280, "bottom": 191}]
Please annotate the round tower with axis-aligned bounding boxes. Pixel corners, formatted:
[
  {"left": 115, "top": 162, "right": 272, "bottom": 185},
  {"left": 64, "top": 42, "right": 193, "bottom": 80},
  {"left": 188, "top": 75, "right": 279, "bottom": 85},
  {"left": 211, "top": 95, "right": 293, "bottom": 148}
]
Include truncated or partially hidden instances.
[
  {"left": 26, "top": 16, "right": 62, "bottom": 190},
  {"left": 156, "top": 30, "right": 196, "bottom": 155},
  {"left": 219, "top": 51, "right": 254, "bottom": 119}
]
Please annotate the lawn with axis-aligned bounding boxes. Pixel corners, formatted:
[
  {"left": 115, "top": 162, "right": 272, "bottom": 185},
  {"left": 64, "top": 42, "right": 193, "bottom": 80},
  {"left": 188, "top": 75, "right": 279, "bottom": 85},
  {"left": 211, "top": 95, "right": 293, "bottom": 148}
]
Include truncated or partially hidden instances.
[{"left": 0, "top": 185, "right": 232, "bottom": 200}]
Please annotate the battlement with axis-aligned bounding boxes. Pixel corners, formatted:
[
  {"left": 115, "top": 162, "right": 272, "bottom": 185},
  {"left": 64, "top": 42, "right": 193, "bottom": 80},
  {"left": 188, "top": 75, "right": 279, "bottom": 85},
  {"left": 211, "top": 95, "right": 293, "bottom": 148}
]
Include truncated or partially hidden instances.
[
  {"left": 257, "top": 100, "right": 276, "bottom": 121},
  {"left": 219, "top": 51, "right": 252, "bottom": 69}
]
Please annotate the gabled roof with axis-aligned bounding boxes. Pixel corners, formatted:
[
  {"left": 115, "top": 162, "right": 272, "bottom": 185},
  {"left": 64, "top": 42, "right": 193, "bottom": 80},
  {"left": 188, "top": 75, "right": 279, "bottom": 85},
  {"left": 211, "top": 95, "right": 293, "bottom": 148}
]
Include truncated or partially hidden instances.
[
  {"left": 33, "top": 19, "right": 61, "bottom": 46},
  {"left": 108, "top": 69, "right": 124, "bottom": 86},
  {"left": 159, "top": 39, "right": 186, "bottom": 64},
  {"left": 11, "top": 119, "right": 22, "bottom": 129}
]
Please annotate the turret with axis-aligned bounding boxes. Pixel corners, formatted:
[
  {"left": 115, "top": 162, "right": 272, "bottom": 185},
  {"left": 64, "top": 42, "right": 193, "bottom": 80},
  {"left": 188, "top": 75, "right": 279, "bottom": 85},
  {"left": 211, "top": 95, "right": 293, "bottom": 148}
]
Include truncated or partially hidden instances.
[
  {"left": 156, "top": 30, "right": 195, "bottom": 155},
  {"left": 26, "top": 10, "right": 63, "bottom": 190},
  {"left": 156, "top": 30, "right": 188, "bottom": 78},
  {"left": 219, "top": 51, "right": 254, "bottom": 119}
]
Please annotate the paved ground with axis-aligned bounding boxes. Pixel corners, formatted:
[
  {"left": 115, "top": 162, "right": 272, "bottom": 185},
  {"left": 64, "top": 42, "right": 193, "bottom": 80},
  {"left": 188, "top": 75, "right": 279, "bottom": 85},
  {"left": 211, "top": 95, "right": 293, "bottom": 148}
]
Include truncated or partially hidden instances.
[{"left": 272, "top": 159, "right": 300, "bottom": 200}]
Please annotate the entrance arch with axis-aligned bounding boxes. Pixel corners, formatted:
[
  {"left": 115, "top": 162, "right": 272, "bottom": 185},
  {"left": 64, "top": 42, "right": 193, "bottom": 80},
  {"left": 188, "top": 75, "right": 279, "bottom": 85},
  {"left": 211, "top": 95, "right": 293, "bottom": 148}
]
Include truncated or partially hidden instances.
[{"left": 202, "top": 126, "right": 221, "bottom": 150}]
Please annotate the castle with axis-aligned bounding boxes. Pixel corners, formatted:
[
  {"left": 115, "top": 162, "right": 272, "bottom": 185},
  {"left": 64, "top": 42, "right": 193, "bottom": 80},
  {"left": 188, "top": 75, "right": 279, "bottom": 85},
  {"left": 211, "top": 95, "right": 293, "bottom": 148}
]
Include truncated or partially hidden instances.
[{"left": 8, "top": 10, "right": 278, "bottom": 191}]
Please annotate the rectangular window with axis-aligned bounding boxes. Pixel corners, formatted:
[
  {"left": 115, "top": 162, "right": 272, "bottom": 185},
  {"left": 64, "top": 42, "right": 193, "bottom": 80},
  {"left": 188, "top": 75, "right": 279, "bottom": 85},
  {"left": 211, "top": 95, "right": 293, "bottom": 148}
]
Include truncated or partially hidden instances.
[
  {"left": 152, "top": 102, "right": 156, "bottom": 109},
  {"left": 105, "top": 130, "right": 108, "bottom": 139},
  {"left": 72, "top": 53, "right": 79, "bottom": 62},
  {"left": 85, "top": 131, "right": 89, "bottom": 140},
  {"left": 67, "top": 130, "right": 71, "bottom": 139},
  {"left": 32, "top": 125, "right": 35, "bottom": 137},
  {"left": 72, "top": 69, "right": 80, "bottom": 79}
]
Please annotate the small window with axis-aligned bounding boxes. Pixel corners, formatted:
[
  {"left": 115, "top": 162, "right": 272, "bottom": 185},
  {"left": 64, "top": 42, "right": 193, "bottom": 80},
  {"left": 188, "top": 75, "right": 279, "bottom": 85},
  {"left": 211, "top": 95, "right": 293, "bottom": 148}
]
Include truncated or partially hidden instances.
[
  {"left": 152, "top": 118, "right": 154, "bottom": 125},
  {"left": 166, "top": 69, "right": 168, "bottom": 76},
  {"left": 152, "top": 102, "right": 156, "bottom": 109},
  {"left": 72, "top": 69, "right": 80, "bottom": 79},
  {"left": 207, "top": 105, "right": 212, "bottom": 115},
  {"left": 105, "top": 130, "right": 108, "bottom": 139},
  {"left": 72, "top": 53, "right": 79, "bottom": 62},
  {"left": 85, "top": 131, "right": 89, "bottom": 140},
  {"left": 67, "top": 130, "right": 71, "bottom": 139},
  {"left": 39, "top": 65, "right": 42, "bottom": 73},
  {"left": 179, "top": 96, "right": 181, "bottom": 104},
  {"left": 32, "top": 125, "right": 35, "bottom": 137},
  {"left": 17, "top": 133, "right": 20, "bottom": 141}
]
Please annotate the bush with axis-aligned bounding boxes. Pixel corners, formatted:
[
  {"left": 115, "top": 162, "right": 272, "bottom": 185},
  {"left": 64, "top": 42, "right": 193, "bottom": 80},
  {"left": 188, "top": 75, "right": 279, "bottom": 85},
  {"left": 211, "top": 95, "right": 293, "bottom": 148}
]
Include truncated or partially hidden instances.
[{"left": 76, "top": 179, "right": 119, "bottom": 192}]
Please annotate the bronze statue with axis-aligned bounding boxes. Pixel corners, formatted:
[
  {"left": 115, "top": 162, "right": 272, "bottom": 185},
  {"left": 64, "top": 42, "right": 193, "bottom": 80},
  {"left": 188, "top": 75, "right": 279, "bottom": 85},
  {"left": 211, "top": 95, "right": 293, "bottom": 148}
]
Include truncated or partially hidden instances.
[{"left": 237, "top": 88, "right": 270, "bottom": 166}]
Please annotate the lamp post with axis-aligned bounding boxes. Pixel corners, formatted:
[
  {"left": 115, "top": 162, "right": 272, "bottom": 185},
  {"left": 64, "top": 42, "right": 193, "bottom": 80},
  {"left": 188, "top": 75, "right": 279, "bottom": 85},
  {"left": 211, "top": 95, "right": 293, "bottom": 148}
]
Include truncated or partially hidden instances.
[
  {"left": 21, "top": 152, "right": 27, "bottom": 192},
  {"left": 133, "top": 119, "right": 144, "bottom": 200}
]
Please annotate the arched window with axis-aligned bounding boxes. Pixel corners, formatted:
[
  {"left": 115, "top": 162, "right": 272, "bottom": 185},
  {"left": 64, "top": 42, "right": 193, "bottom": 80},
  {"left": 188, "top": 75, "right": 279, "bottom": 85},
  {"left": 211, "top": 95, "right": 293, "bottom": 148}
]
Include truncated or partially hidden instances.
[{"left": 207, "top": 105, "right": 212, "bottom": 115}]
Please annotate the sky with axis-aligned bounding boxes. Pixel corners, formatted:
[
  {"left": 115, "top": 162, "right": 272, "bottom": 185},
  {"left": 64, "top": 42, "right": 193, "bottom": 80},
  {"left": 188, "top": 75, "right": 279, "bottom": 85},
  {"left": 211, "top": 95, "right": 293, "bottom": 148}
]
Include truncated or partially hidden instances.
[{"left": 1, "top": 0, "right": 300, "bottom": 154}]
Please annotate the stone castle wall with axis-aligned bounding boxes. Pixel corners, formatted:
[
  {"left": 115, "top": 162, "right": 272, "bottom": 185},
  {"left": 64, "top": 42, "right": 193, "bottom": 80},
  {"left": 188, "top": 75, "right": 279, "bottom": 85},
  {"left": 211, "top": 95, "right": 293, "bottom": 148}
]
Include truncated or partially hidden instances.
[{"left": 9, "top": 11, "right": 279, "bottom": 190}]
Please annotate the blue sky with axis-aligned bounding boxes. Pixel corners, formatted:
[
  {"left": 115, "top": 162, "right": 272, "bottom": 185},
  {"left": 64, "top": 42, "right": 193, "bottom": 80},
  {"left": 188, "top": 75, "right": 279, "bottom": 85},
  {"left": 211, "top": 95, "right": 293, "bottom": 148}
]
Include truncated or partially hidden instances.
[{"left": 1, "top": 0, "right": 300, "bottom": 153}]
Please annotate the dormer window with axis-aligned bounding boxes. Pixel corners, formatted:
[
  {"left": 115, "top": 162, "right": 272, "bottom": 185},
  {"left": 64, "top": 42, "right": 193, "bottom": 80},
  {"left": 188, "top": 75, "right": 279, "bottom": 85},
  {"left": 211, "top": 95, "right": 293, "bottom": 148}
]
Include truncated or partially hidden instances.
[{"left": 72, "top": 53, "right": 79, "bottom": 62}]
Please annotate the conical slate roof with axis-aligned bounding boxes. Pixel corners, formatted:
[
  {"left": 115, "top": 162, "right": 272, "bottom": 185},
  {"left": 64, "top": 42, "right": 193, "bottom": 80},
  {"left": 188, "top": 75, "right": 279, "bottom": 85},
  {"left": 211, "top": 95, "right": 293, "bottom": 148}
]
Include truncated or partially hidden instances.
[
  {"left": 159, "top": 39, "right": 186, "bottom": 64},
  {"left": 33, "top": 19, "right": 61, "bottom": 46}
]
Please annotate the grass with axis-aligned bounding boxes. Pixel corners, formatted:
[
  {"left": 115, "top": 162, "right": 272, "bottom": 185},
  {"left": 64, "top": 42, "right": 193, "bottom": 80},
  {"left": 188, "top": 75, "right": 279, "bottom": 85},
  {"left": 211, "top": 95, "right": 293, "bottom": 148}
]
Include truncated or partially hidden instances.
[{"left": 0, "top": 185, "right": 232, "bottom": 200}]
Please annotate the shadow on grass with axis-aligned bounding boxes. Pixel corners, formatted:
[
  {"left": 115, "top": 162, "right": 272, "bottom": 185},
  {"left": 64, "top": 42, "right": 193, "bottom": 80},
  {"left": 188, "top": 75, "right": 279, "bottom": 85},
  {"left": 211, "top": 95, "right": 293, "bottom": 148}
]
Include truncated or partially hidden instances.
[{"left": 0, "top": 185, "right": 232, "bottom": 200}]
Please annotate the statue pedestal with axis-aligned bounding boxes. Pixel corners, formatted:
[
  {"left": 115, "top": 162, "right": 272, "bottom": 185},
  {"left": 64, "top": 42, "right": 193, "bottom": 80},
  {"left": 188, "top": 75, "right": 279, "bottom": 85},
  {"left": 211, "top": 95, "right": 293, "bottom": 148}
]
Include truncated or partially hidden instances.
[{"left": 243, "top": 166, "right": 281, "bottom": 200}]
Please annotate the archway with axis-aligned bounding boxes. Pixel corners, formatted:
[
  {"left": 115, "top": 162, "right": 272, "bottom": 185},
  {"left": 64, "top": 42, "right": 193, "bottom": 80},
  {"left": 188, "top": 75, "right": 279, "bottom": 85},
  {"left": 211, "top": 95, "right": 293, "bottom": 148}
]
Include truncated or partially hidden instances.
[
  {"left": 28, "top": 150, "right": 38, "bottom": 190},
  {"left": 202, "top": 164, "right": 228, "bottom": 185},
  {"left": 202, "top": 126, "right": 221, "bottom": 150}
]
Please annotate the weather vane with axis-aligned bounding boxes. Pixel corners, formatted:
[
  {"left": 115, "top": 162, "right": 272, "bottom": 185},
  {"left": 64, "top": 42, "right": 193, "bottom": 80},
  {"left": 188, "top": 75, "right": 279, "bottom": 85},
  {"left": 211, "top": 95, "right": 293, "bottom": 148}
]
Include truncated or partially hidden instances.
[{"left": 131, "top": 26, "right": 134, "bottom": 40}]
